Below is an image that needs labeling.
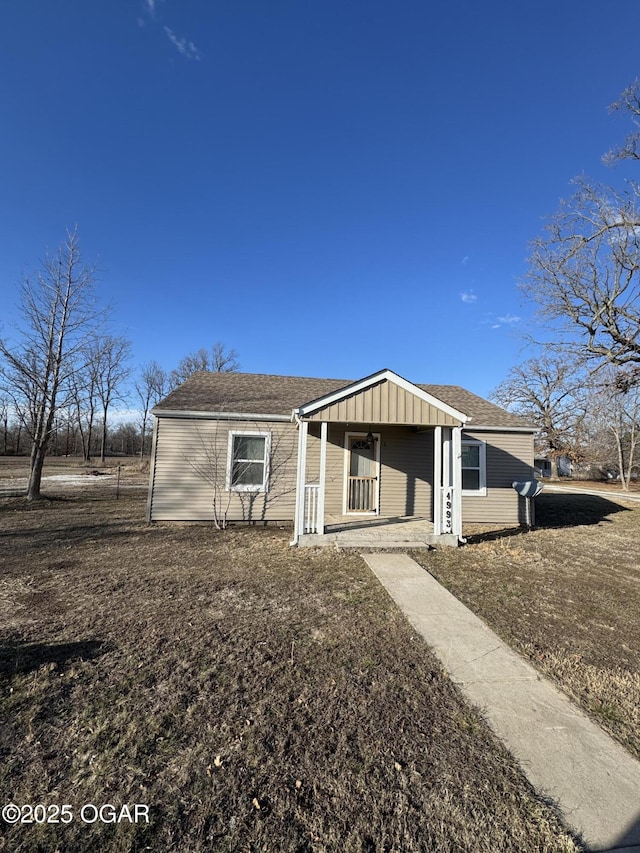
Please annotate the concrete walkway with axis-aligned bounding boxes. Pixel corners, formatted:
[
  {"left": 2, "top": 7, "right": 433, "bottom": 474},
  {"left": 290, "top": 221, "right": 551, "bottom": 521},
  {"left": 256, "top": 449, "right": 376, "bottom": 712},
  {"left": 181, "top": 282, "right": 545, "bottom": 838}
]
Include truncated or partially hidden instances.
[{"left": 363, "top": 553, "right": 640, "bottom": 853}]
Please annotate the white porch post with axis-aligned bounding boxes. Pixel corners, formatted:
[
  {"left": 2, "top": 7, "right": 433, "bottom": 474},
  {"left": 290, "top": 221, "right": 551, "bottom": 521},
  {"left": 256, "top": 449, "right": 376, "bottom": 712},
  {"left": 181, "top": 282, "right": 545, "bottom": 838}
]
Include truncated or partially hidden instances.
[
  {"left": 317, "top": 421, "right": 327, "bottom": 536},
  {"left": 292, "top": 419, "right": 308, "bottom": 545},
  {"left": 442, "top": 428, "right": 451, "bottom": 488},
  {"left": 452, "top": 425, "right": 463, "bottom": 538},
  {"left": 433, "top": 426, "right": 442, "bottom": 535}
]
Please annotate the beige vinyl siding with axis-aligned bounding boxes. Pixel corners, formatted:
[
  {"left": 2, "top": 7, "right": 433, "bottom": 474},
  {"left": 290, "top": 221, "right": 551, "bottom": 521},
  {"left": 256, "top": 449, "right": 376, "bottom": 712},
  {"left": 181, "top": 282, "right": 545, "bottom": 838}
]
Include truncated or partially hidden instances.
[
  {"left": 462, "top": 430, "right": 534, "bottom": 524},
  {"left": 307, "top": 380, "right": 461, "bottom": 426},
  {"left": 306, "top": 425, "right": 433, "bottom": 519},
  {"left": 379, "top": 427, "right": 433, "bottom": 518},
  {"left": 149, "top": 415, "right": 534, "bottom": 528},
  {"left": 149, "top": 417, "right": 298, "bottom": 522}
]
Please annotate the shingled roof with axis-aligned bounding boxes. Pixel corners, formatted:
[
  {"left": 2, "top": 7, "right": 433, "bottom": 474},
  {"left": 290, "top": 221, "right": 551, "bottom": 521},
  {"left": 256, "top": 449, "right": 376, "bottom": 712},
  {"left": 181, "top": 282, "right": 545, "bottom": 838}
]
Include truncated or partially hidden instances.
[{"left": 153, "top": 371, "right": 533, "bottom": 430}]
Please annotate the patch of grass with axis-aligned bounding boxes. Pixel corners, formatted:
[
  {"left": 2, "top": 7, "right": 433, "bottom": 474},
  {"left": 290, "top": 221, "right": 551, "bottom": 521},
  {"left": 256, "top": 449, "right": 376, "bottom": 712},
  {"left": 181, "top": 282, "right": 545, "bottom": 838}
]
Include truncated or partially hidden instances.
[
  {"left": 413, "top": 491, "right": 640, "bottom": 761},
  {"left": 553, "top": 478, "right": 640, "bottom": 494},
  {"left": 0, "top": 482, "right": 582, "bottom": 851}
]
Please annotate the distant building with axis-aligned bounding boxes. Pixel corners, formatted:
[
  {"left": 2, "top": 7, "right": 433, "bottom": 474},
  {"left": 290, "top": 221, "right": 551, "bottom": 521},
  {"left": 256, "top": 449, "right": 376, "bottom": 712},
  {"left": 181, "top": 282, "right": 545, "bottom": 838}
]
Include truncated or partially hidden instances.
[{"left": 534, "top": 455, "right": 573, "bottom": 478}]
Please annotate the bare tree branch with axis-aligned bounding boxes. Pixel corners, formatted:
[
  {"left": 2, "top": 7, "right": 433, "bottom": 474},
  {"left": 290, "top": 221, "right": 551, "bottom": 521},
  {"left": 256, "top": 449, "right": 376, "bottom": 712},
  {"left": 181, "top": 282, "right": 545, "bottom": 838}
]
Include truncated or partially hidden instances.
[
  {"left": 169, "top": 343, "right": 240, "bottom": 390},
  {"left": 604, "top": 79, "right": 640, "bottom": 166},
  {"left": 521, "top": 178, "right": 640, "bottom": 369},
  {"left": 135, "top": 360, "right": 168, "bottom": 459}
]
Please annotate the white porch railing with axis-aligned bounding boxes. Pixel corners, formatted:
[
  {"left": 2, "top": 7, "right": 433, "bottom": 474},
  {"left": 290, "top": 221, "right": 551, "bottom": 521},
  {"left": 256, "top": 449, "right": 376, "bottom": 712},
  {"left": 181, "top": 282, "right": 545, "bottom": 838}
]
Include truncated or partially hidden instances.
[
  {"left": 304, "top": 484, "right": 320, "bottom": 533},
  {"left": 347, "top": 476, "right": 376, "bottom": 512},
  {"left": 441, "top": 486, "right": 455, "bottom": 534}
]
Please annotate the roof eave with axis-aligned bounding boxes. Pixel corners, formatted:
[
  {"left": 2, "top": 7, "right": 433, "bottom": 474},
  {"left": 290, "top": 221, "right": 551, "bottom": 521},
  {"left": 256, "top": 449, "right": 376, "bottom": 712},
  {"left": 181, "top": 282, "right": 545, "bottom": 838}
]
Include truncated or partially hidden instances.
[
  {"left": 463, "top": 424, "right": 537, "bottom": 433},
  {"left": 152, "top": 408, "right": 291, "bottom": 422}
]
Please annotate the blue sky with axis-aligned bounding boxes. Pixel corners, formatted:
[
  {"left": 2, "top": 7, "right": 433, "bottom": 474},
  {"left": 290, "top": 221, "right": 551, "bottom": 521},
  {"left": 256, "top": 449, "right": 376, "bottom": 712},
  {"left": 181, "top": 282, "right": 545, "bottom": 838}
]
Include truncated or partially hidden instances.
[{"left": 1, "top": 0, "right": 639, "bottom": 399}]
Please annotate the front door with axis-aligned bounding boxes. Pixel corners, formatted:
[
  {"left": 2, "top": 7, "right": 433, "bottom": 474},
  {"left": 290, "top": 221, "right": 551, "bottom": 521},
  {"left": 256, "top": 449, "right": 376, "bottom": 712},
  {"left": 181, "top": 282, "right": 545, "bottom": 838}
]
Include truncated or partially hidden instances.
[{"left": 345, "top": 433, "right": 379, "bottom": 513}]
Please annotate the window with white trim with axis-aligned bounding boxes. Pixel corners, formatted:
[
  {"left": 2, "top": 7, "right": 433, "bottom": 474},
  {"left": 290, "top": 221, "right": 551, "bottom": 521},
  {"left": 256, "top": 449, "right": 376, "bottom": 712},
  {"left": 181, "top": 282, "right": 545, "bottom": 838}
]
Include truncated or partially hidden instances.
[
  {"left": 461, "top": 439, "right": 486, "bottom": 496},
  {"left": 227, "top": 431, "right": 271, "bottom": 491}
]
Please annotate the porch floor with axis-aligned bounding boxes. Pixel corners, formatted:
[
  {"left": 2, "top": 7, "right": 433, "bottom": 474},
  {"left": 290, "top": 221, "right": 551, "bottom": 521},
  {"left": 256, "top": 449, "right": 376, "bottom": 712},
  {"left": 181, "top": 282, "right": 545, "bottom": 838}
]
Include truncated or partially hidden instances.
[{"left": 298, "top": 515, "right": 459, "bottom": 549}]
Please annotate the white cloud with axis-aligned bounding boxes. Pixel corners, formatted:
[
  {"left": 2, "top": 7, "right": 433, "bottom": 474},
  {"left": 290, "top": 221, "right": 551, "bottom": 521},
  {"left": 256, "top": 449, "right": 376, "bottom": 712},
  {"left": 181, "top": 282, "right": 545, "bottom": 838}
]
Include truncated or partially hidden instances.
[
  {"left": 164, "top": 26, "right": 201, "bottom": 60},
  {"left": 139, "top": 2, "right": 201, "bottom": 62},
  {"left": 461, "top": 255, "right": 469, "bottom": 265},
  {"left": 488, "top": 313, "right": 521, "bottom": 329},
  {"left": 461, "top": 290, "right": 477, "bottom": 304}
]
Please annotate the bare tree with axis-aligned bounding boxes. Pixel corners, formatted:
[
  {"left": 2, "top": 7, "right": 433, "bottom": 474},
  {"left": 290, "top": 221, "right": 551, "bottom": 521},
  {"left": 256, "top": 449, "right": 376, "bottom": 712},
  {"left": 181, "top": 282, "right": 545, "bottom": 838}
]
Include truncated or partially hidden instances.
[
  {"left": 68, "top": 355, "right": 99, "bottom": 461},
  {"left": 492, "top": 355, "right": 588, "bottom": 477},
  {"left": 0, "top": 395, "right": 9, "bottom": 455},
  {"left": 0, "top": 230, "right": 104, "bottom": 499},
  {"left": 110, "top": 421, "right": 140, "bottom": 456},
  {"left": 92, "top": 335, "right": 132, "bottom": 463},
  {"left": 210, "top": 341, "right": 240, "bottom": 373},
  {"left": 522, "top": 178, "right": 640, "bottom": 368},
  {"left": 585, "top": 369, "right": 640, "bottom": 490},
  {"left": 522, "top": 81, "right": 640, "bottom": 380},
  {"left": 168, "top": 342, "right": 240, "bottom": 390},
  {"left": 57, "top": 403, "right": 82, "bottom": 457},
  {"left": 135, "top": 360, "right": 168, "bottom": 459},
  {"left": 186, "top": 423, "right": 233, "bottom": 530}
]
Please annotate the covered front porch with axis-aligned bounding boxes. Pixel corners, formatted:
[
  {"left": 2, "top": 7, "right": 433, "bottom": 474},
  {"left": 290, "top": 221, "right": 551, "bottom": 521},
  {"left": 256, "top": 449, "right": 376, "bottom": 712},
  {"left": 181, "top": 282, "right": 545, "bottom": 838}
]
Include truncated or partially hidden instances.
[
  {"left": 289, "top": 370, "right": 469, "bottom": 548},
  {"left": 298, "top": 513, "right": 459, "bottom": 549}
]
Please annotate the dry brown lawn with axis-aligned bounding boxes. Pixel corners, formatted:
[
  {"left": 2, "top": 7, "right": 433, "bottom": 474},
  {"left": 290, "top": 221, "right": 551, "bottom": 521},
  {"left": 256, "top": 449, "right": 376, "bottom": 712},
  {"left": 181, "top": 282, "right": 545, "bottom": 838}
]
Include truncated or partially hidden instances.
[
  {"left": 0, "top": 467, "right": 582, "bottom": 852},
  {"left": 549, "top": 478, "right": 640, "bottom": 494},
  {"left": 413, "top": 491, "right": 640, "bottom": 761}
]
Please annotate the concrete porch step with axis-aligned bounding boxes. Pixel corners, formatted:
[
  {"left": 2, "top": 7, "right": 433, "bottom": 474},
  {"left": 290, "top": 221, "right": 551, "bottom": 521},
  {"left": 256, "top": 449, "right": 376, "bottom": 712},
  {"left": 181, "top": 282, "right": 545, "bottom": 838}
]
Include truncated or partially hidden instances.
[{"left": 298, "top": 533, "right": 459, "bottom": 548}]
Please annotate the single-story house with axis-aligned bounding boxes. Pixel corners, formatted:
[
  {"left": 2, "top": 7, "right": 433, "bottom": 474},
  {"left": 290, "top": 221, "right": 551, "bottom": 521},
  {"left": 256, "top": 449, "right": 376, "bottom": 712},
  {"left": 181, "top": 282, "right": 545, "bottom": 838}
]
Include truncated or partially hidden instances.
[{"left": 147, "top": 368, "right": 536, "bottom": 545}]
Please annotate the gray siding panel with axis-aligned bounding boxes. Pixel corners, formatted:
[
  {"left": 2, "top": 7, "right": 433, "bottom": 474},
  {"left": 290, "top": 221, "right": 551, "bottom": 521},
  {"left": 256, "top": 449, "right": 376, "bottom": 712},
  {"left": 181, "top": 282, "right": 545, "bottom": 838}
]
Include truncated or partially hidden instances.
[
  {"left": 149, "top": 418, "right": 298, "bottom": 522},
  {"left": 462, "top": 430, "right": 534, "bottom": 524}
]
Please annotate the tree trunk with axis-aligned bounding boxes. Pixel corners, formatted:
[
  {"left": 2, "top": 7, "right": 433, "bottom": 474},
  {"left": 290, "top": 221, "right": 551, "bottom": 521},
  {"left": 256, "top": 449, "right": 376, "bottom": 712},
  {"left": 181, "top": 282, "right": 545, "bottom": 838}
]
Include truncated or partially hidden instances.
[
  {"left": 613, "top": 432, "right": 629, "bottom": 491},
  {"left": 84, "top": 419, "right": 93, "bottom": 462},
  {"left": 100, "top": 409, "right": 108, "bottom": 463},
  {"left": 27, "top": 442, "right": 46, "bottom": 500}
]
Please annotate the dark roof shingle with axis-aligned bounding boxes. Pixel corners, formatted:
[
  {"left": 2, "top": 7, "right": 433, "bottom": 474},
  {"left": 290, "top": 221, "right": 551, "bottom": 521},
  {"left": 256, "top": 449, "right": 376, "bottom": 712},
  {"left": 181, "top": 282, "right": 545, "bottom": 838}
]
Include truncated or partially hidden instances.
[{"left": 154, "top": 371, "right": 533, "bottom": 430}]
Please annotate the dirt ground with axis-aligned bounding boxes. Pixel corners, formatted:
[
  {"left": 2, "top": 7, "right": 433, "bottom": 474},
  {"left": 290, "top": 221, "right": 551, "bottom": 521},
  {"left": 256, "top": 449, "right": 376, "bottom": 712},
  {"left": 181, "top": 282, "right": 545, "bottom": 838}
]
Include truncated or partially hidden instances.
[
  {"left": 0, "top": 469, "right": 581, "bottom": 852},
  {"left": 0, "top": 456, "right": 149, "bottom": 496}
]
